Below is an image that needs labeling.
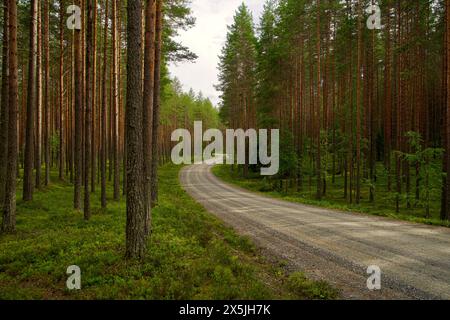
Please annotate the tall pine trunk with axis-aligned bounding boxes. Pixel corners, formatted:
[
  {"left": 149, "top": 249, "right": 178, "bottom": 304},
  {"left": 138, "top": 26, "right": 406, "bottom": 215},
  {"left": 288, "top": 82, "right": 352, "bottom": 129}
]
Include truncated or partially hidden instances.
[
  {"left": 0, "top": 0, "right": 9, "bottom": 203},
  {"left": 101, "top": 0, "right": 109, "bottom": 208},
  {"left": 151, "top": 0, "right": 163, "bottom": 207},
  {"left": 23, "top": 0, "right": 38, "bottom": 201},
  {"left": 74, "top": 0, "right": 83, "bottom": 210},
  {"left": 316, "top": 0, "right": 322, "bottom": 201},
  {"left": 59, "top": 0, "right": 65, "bottom": 180},
  {"left": 143, "top": 0, "right": 156, "bottom": 234},
  {"left": 445, "top": 0, "right": 450, "bottom": 220},
  {"left": 43, "top": 0, "right": 50, "bottom": 186},
  {"left": 112, "top": 0, "right": 120, "bottom": 200},
  {"left": 84, "top": 0, "right": 95, "bottom": 219},
  {"left": 2, "top": 0, "right": 18, "bottom": 233},
  {"left": 125, "top": 0, "right": 146, "bottom": 259}
]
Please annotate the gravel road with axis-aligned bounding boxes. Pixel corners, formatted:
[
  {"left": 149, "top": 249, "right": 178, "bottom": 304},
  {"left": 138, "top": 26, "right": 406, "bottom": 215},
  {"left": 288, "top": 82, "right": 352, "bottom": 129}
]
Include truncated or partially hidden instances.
[{"left": 180, "top": 164, "right": 450, "bottom": 300}]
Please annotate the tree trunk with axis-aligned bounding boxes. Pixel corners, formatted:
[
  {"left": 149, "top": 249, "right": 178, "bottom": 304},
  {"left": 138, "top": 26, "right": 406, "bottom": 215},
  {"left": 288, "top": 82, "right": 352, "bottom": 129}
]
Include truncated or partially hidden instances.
[
  {"left": 23, "top": 0, "right": 38, "bottom": 201},
  {"left": 43, "top": 0, "right": 50, "bottom": 186},
  {"left": 91, "top": 0, "right": 98, "bottom": 193},
  {"left": 316, "top": 0, "right": 322, "bottom": 201},
  {"left": 143, "top": 0, "right": 156, "bottom": 234},
  {"left": 355, "top": 0, "right": 362, "bottom": 204},
  {"left": 101, "top": 0, "right": 109, "bottom": 208},
  {"left": 445, "top": 0, "right": 450, "bottom": 220},
  {"left": 151, "top": 0, "right": 163, "bottom": 207},
  {"left": 2, "top": 0, "right": 18, "bottom": 233},
  {"left": 125, "top": 0, "right": 146, "bottom": 259},
  {"left": 0, "top": 0, "right": 9, "bottom": 203},
  {"left": 384, "top": 0, "right": 392, "bottom": 192},
  {"left": 74, "top": 0, "right": 83, "bottom": 210},
  {"left": 59, "top": 0, "right": 65, "bottom": 180},
  {"left": 84, "top": 0, "right": 95, "bottom": 220},
  {"left": 112, "top": 0, "right": 120, "bottom": 200},
  {"left": 35, "top": 3, "right": 42, "bottom": 189}
]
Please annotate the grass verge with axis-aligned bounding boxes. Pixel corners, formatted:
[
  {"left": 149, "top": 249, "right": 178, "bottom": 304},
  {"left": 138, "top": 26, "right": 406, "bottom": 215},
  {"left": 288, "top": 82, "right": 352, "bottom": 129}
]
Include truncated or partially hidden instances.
[{"left": 0, "top": 164, "right": 337, "bottom": 300}]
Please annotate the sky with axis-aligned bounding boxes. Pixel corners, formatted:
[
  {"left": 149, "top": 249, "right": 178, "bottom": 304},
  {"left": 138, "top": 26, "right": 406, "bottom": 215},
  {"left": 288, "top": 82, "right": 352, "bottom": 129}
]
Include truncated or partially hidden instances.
[{"left": 168, "top": 0, "right": 265, "bottom": 107}]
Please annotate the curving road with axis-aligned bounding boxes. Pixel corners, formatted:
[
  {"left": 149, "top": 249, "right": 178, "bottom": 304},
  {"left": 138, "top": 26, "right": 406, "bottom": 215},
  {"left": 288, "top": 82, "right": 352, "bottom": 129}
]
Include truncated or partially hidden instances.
[{"left": 180, "top": 164, "right": 450, "bottom": 300}]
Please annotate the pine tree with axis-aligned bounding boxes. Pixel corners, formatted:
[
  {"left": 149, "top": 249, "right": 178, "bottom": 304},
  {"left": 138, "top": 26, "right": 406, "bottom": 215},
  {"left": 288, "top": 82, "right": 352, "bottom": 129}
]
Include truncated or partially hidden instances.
[
  {"left": 23, "top": 0, "right": 39, "bottom": 201},
  {"left": 74, "top": 0, "right": 83, "bottom": 210},
  {"left": 2, "top": 0, "right": 18, "bottom": 232},
  {"left": 0, "top": 0, "right": 9, "bottom": 203},
  {"left": 445, "top": 0, "right": 450, "bottom": 220},
  {"left": 125, "top": 0, "right": 146, "bottom": 259},
  {"left": 143, "top": 0, "right": 156, "bottom": 234},
  {"left": 151, "top": 0, "right": 163, "bottom": 207}
]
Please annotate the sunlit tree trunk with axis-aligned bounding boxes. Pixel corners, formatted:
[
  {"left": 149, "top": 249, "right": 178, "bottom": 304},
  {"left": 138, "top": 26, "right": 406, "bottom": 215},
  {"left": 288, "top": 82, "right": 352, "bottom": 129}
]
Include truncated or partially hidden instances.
[
  {"left": 112, "top": 0, "right": 120, "bottom": 200},
  {"left": 35, "top": 3, "right": 42, "bottom": 189}
]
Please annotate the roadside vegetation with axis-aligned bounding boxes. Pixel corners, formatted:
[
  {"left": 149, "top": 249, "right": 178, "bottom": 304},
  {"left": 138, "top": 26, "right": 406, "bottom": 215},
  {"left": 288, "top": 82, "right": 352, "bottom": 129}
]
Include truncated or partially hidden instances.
[{"left": 213, "top": 164, "right": 450, "bottom": 228}]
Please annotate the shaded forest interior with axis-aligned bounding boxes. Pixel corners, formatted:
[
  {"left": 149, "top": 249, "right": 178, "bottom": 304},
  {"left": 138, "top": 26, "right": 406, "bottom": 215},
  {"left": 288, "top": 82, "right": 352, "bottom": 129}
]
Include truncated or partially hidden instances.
[{"left": 0, "top": 0, "right": 218, "bottom": 258}]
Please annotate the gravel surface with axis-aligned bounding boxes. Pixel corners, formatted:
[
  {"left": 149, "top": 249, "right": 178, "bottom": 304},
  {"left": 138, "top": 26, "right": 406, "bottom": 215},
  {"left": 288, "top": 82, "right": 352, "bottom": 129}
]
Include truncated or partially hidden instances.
[{"left": 180, "top": 164, "right": 450, "bottom": 300}]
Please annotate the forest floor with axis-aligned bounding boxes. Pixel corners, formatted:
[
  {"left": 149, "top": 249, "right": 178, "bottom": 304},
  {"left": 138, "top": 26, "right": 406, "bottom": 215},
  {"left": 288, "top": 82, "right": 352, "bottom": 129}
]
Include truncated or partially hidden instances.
[
  {"left": 0, "top": 164, "right": 337, "bottom": 300},
  {"left": 212, "top": 165, "right": 450, "bottom": 228}
]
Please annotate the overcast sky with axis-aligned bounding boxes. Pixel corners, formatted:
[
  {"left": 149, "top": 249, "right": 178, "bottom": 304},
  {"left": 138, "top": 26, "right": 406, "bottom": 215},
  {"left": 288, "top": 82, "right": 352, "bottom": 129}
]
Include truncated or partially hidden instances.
[{"left": 168, "top": 0, "right": 265, "bottom": 107}]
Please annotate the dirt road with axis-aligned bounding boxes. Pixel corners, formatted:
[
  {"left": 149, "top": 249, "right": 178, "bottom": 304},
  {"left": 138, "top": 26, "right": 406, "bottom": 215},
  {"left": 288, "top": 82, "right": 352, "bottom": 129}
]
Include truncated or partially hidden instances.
[{"left": 180, "top": 164, "right": 450, "bottom": 300}]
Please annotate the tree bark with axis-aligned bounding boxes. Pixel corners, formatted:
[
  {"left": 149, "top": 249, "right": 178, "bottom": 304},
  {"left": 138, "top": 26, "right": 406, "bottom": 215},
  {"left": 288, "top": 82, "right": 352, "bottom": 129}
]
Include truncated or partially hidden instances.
[
  {"left": 43, "top": 0, "right": 50, "bottom": 186},
  {"left": 143, "top": 0, "right": 156, "bottom": 234},
  {"left": 151, "top": 0, "right": 163, "bottom": 207},
  {"left": 125, "top": 0, "right": 146, "bottom": 259},
  {"left": 23, "top": 0, "right": 38, "bottom": 201},
  {"left": 316, "top": 0, "right": 322, "bottom": 200},
  {"left": 101, "top": 0, "right": 109, "bottom": 208},
  {"left": 2, "top": 0, "right": 18, "bottom": 233},
  {"left": 355, "top": 0, "right": 362, "bottom": 204},
  {"left": 59, "top": 0, "right": 65, "bottom": 180},
  {"left": 84, "top": 0, "right": 95, "bottom": 219},
  {"left": 91, "top": 0, "right": 98, "bottom": 193},
  {"left": 74, "top": 0, "right": 83, "bottom": 210},
  {"left": 0, "top": 0, "right": 9, "bottom": 203},
  {"left": 35, "top": 3, "right": 42, "bottom": 189},
  {"left": 112, "top": 0, "right": 120, "bottom": 200},
  {"left": 445, "top": 0, "right": 450, "bottom": 220}
]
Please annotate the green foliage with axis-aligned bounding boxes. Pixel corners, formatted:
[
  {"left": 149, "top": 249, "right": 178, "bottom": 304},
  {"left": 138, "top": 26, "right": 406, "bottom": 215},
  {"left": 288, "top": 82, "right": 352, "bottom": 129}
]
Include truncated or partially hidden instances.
[
  {"left": 161, "top": 78, "right": 220, "bottom": 129},
  {"left": 163, "top": 0, "right": 198, "bottom": 63},
  {"left": 287, "top": 272, "right": 337, "bottom": 300},
  {"left": 217, "top": 3, "right": 258, "bottom": 125},
  {"left": 397, "top": 132, "right": 444, "bottom": 217},
  {"left": 50, "top": 133, "right": 60, "bottom": 156},
  {"left": 278, "top": 130, "right": 298, "bottom": 179}
]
